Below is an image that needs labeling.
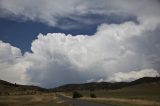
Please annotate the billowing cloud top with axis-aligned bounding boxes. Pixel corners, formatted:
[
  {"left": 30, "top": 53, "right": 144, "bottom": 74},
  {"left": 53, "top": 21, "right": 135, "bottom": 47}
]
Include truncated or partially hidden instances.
[{"left": 0, "top": 0, "right": 160, "bottom": 87}]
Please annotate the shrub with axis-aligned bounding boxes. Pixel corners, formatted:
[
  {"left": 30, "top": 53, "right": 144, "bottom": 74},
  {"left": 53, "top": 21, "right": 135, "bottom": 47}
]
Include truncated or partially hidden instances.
[
  {"left": 4, "top": 92, "right": 9, "bottom": 95},
  {"left": 90, "top": 93, "right": 96, "bottom": 98},
  {"left": 72, "top": 91, "right": 83, "bottom": 98}
]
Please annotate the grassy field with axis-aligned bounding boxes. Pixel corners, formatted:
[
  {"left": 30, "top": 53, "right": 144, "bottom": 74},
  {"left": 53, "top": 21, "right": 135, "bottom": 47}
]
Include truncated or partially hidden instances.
[
  {"left": 0, "top": 93, "right": 68, "bottom": 106},
  {"left": 65, "top": 81, "right": 160, "bottom": 106},
  {"left": 0, "top": 78, "right": 160, "bottom": 106},
  {"left": 82, "top": 97, "right": 160, "bottom": 106}
]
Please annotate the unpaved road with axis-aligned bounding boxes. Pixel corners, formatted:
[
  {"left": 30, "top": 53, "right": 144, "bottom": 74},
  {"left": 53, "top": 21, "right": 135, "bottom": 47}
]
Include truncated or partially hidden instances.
[{"left": 56, "top": 94, "right": 110, "bottom": 106}]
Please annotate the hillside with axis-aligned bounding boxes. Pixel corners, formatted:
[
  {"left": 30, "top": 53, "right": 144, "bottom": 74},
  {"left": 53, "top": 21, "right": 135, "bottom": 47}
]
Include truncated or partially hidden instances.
[
  {"left": 52, "top": 77, "right": 160, "bottom": 92},
  {"left": 0, "top": 80, "right": 48, "bottom": 95},
  {"left": 62, "top": 77, "right": 160, "bottom": 106},
  {"left": 78, "top": 81, "right": 160, "bottom": 106},
  {"left": 0, "top": 77, "right": 160, "bottom": 95}
]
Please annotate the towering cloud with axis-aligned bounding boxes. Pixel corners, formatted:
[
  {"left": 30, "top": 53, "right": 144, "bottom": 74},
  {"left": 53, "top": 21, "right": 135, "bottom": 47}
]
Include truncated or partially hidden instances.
[
  {"left": 0, "top": 41, "right": 28, "bottom": 84},
  {"left": 22, "top": 17, "right": 160, "bottom": 87}
]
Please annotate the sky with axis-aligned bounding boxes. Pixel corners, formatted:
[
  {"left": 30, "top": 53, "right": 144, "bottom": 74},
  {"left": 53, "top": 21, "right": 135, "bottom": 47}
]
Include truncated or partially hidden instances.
[{"left": 0, "top": 0, "right": 160, "bottom": 88}]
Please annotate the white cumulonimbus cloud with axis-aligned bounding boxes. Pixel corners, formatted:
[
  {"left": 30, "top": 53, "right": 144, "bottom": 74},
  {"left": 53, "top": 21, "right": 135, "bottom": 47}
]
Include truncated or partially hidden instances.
[
  {"left": 0, "top": 19, "right": 160, "bottom": 87},
  {"left": 0, "top": 41, "right": 29, "bottom": 84},
  {"left": 0, "top": 0, "right": 160, "bottom": 87}
]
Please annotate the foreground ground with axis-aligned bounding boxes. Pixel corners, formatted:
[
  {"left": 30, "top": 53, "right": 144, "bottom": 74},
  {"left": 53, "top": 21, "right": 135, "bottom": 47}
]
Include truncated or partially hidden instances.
[
  {"left": 57, "top": 94, "right": 110, "bottom": 106},
  {"left": 0, "top": 93, "right": 68, "bottom": 106},
  {"left": 65, "top": 81, "right": 160, "bottom": 106},
  {"left": 0, "top": 93, "right": 111, "bottom": 106},
  {"left": 0, "top": 79, "right": 159, "bottom": 106}
]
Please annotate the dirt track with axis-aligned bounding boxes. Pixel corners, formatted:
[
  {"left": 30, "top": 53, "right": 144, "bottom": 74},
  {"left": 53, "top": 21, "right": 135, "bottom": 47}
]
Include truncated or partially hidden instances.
[{"left": 56, "top": 94, "right": 110, "bottom": 106}]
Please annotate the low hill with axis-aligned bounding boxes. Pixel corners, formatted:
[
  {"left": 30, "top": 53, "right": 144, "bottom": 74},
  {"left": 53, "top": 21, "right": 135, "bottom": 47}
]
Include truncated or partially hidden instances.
[
  {"left": 75, "top": 81, "right": 160, "bottom": 106},
  {"left": 52, "top": 77, "right": 160, "bottom": 92},
  {"left": 0, "top": 77, "right": 160, "bottom": 95},
  {"left": 52, "top": 82, "right": 128, "bottom": 92},
  {"left": 0, "top": 80, "right": 48, "bottom": 95},
  {"left": 129, "top": 77, "right": 160, "bottom": 86}
]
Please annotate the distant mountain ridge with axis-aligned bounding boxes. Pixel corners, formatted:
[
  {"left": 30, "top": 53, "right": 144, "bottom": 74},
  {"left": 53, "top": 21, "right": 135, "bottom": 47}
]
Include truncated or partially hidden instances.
[
  {"left": 0, "top": 77, "right": 160, "bottom": 94},
  {"left": 52, "top": 77, "right": 160, "bottom": 92}
]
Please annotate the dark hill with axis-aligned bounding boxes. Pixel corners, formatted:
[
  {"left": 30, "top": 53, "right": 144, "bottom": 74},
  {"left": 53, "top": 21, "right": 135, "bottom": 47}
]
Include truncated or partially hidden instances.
[
  {"left": 1, "top": 77, "right": 160, "bottom": 94},
  {"left": 52, "top": 82, "right": 128, "bottom": 92},
  {"left": 52, "top": 77, "right": 160, "bottom": 92},
  {"left": 0, "top": 80, "right": 48, "bottom": 95},
  {"left": 129, "top": 77, "right": 160, "bottom": 86}
]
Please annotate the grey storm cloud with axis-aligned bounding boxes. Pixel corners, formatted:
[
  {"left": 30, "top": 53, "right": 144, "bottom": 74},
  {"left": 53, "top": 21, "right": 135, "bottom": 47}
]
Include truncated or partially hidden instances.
[
  {"left": 0, "top": 0, "right": 160, "bottom": 87},
  {"left": 1, "top": 0, "right": 159, "bottom": 29}
]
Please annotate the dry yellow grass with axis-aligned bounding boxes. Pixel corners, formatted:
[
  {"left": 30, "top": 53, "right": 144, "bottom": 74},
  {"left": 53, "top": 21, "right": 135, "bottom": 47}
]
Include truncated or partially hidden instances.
[
  {"left": 0, "top": 93, "right": 68, "bottom": 106},
  {"left": 63, "top": 81, "right": 160, "bottom": 106},
  {"left": 82, "top": 97, "right": 160, "bottom": 106}
]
